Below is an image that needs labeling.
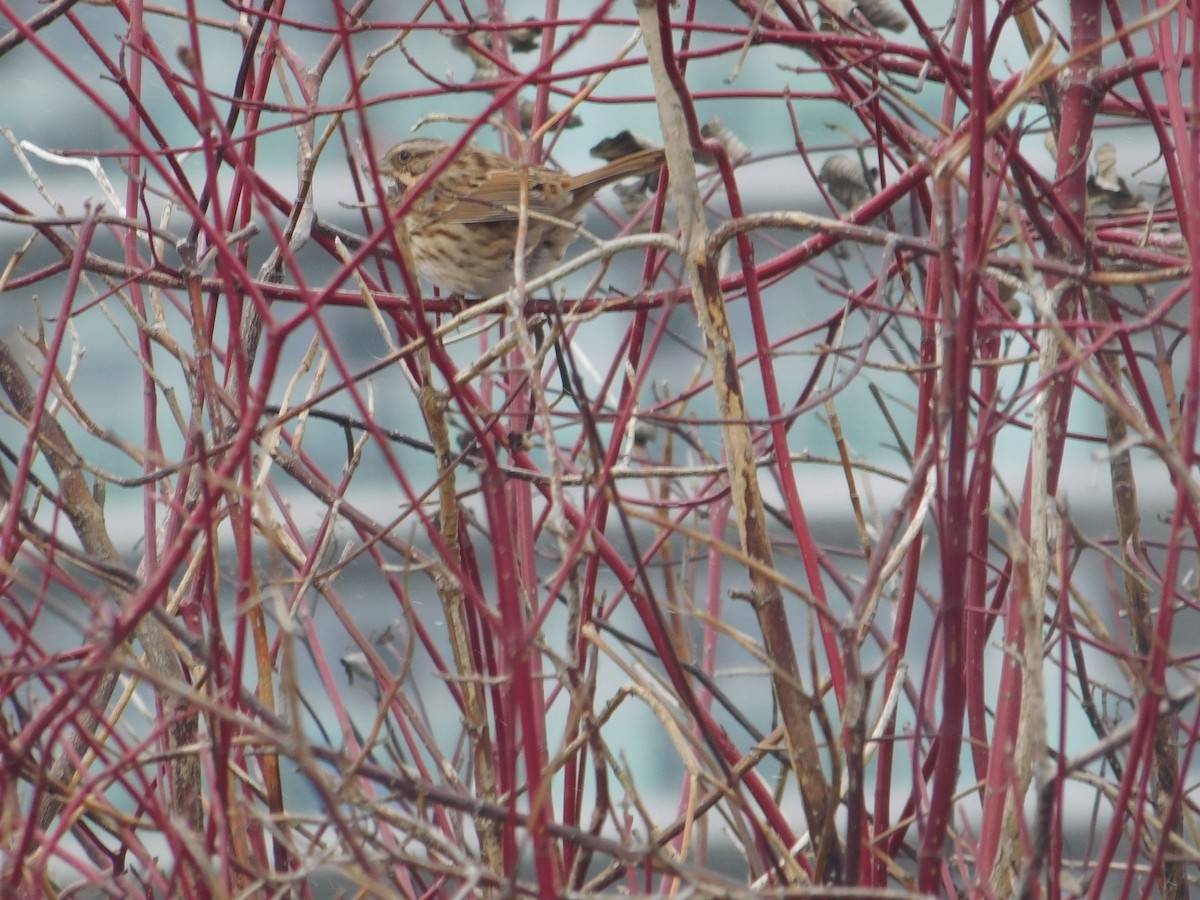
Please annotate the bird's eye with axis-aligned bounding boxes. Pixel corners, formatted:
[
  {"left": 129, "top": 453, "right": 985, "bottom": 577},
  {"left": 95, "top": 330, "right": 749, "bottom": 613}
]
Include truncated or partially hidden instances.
[{"left": 398, "top": 150, "right": 412, "bottom": 163}]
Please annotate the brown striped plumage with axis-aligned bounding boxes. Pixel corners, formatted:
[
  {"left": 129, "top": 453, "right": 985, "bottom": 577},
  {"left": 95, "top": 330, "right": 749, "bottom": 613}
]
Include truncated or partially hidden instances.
[{"left": 380, "top": 138, "right": 664, "bottom": 296}]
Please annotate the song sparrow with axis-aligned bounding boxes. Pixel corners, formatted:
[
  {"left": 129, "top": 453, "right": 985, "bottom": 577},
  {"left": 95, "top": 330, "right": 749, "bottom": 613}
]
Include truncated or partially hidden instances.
[{"left": 380, "top": 138, "right": 665, "bottom": 297}]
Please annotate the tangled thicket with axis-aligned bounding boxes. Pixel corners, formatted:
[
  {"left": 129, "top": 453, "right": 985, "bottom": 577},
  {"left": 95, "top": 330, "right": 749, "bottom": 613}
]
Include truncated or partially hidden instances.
[{"left": 0, "top": 2, "right": 1198, "bottom": 897}]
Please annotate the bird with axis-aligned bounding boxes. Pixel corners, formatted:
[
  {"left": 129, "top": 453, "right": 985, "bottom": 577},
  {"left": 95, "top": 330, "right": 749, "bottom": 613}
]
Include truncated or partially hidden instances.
[{"left": 379, "top": 138, "right": 665, "bottom": 297}]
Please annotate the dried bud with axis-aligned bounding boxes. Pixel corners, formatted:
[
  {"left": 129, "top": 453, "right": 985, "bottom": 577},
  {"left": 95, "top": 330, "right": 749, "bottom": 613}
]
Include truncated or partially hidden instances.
[
  {"left": 594, "top": 132, "right": 664, "bottom": 190},
  {"left": 340, "top": 652, "right": 372, "bottom": 685},
  {"left": 591, "top": 131, "right": 660, "bottom": 163},
  {"left": 820, "top": 0, "right": 908, "bottom": 33},
  {"left": 507, "top": 18, "right": 541, "bottom": 53},
  {"left": 819, "top": 0, "right": 852, "bottom": 27},
  {"left": 700, "top": 117, "right": 750, "bottom": 164},
  {"left": 176, "top": 43, "right": 197, "bottom": 70},
  {"left": 855, "top": 0, "right": 909, "bottom": 32},
  {"left": 995, "top": 279, "right": 1022, "bottom": 317},
  {"left": 632, "top": 423, "right": 656, "bottom": 448},
  {"left": 1087, "top": 143, "right": 1142, "bottom": 211},
  {"left": 820, "top": 154, "right": 876, "bottom": 208}
]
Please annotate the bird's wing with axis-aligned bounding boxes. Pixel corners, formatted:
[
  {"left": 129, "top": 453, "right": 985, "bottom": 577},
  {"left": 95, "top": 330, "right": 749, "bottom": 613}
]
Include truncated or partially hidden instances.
[{"left": 433, "top": 172, "right": 564, "bottom": 225}]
